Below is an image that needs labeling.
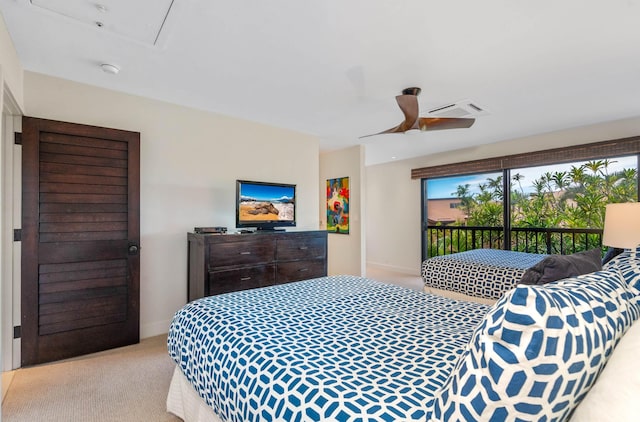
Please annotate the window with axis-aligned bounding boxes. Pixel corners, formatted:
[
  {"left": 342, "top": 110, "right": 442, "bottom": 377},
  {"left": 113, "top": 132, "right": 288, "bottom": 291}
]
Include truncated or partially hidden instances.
[
  {"left": 420, "top": 147, "right": 639, "bottom": 258},
  {"left": 425, "top": 172, "right": 504, "bottom": 256},
  {"left": 426, "top": 172, "right": 503, "bottom": 226}
]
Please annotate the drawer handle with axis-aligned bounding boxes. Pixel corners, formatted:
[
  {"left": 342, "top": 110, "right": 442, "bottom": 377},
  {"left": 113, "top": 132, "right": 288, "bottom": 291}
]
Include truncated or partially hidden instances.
[
  {"left": 298, "top": 268, "right": 308, "bottom": 272},
  {"left": 240, "top": 276, "right": 252, "bottom": 281},
  {"left": 240, "top": 251, "right": 252, "bottom": 255},
  {"left": 299, "top": 246, "right": 308, "bottom": 250}
]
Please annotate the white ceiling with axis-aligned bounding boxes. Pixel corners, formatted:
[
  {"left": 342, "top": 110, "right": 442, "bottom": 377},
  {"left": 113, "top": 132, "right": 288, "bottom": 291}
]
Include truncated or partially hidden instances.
[{"left": 2, "top": 0, "right": 640, "bottom": 165}]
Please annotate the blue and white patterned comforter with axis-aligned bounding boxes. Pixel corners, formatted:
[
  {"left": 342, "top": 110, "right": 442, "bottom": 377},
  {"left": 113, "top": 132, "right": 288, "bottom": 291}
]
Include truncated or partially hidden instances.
[
  {"left": 421, "top": 249, "right": 547, "bottom": 300},
  {"left": 167, "top": 275, "right": 489, "bottom": 421}
]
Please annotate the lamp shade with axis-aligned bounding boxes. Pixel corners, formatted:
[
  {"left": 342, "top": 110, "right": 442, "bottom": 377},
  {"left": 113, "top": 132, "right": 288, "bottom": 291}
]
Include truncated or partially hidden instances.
[{"left": 602, "top": 202, "right": 640, "bottom": 249}]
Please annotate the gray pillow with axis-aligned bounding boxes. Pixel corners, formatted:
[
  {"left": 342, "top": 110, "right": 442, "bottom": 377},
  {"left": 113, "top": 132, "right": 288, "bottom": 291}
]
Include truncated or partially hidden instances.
[{"left": 519, "top": 248, "right": 602, "bottom": 285}]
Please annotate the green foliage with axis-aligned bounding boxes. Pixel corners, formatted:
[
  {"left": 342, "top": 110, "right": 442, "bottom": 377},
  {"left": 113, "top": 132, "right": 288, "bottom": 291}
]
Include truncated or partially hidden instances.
[
  {"left": 510, "top": 160, "right": 637, "bottom": 229},
  {"left": 429, "top": 159, "right": 638, "bottom": 257}
]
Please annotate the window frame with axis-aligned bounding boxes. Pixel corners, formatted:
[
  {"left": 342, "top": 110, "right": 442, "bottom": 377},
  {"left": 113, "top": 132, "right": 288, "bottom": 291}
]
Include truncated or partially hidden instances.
[{"left": 416, "top": 136, "right": 640, "bottom": 261}]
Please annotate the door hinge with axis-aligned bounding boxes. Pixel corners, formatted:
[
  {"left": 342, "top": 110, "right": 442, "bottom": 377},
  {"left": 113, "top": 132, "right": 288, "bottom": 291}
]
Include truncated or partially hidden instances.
[
  {"left": 13, "top": 326, "right": 21, "bottom": 339},
  {"left": 13, "top": 229, "right": 21, "bottom": 241},
  {"left": 14, "top": 132, "right": 22, "bottom": 145}
]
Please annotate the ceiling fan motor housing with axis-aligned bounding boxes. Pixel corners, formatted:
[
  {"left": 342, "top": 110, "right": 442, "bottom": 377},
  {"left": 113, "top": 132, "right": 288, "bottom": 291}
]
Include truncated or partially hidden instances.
[{"left": 402, "top": 87, "right": 421, "bottom": 96}]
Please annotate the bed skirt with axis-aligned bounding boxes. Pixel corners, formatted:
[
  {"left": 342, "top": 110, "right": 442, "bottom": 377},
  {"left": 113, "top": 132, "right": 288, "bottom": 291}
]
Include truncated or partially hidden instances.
[{"left": 166, "top": 366, "right": 222, "bottom": 422}]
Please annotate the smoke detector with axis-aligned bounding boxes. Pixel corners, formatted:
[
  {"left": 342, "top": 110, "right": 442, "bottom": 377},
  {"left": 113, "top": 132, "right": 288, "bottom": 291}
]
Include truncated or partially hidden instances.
[{"left": 100, "top": 63, "right": 120, "bottom": 74}]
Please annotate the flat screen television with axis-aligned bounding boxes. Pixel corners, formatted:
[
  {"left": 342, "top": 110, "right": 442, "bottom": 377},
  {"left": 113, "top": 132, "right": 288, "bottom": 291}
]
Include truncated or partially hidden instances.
[{"left": 236, "top": 180, "right": 296, "bottom": 231}]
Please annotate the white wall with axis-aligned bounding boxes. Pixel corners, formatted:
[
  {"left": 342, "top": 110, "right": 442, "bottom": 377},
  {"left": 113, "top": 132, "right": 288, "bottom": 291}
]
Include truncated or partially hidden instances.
[
  {"left": 366, "top": 116, "right": 640, "bottom": 275},
  {"left": 366, "top": 160, "right": 422, "bottom": 275},
  {"left": 0, "top": 13, "right": 25, "bottom": 371},
  {"left": 0, "top": 14, "right": 24, "bottom": 109},
  {"left": 23, "top": 71, "right": 321, "bottom": 338},
  {"left": 319, "top": 145, "right": 365, "bottom": 276}
]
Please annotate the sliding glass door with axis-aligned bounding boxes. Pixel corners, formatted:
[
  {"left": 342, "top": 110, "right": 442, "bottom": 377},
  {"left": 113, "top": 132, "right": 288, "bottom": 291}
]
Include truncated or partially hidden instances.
[{"left": 422, "top": 155, "right": 638, "bottom": 259}]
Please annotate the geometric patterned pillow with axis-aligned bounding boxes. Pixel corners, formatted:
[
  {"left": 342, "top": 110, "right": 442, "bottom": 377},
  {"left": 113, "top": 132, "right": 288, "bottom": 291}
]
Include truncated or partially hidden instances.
[
  {"left": 427, "top": 269, "right": 640, "bottom": 422},
  {"left": 603, "top": 245, "right": 640, "bottom": 296}
]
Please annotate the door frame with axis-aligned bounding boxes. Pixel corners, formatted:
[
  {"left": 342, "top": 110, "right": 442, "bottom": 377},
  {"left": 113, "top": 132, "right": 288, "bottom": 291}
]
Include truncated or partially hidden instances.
[{"left": 1, "top": 82, "right": 23, "bottom": 370}]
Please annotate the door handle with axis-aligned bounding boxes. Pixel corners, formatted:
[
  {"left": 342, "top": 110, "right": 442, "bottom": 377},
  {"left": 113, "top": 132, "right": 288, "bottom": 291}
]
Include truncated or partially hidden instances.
[{"left": 128, "top": 243, "right": 140, "bottom": 256}]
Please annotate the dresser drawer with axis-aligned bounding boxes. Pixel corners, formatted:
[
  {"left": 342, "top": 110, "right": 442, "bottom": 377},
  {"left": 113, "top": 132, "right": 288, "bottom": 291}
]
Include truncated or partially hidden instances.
[
  {"left": 276, "top": 259, "right": 326, "bottom": 284},
  {"left": 189, "top": 231, "right": 327, "bottom": 300},
  {"left": 277, "top": 236, "right": 326, "bottom": 261},
  {"left": 208, "top": 240, "right": 276, "bottom": 269},
  {"left": 208, "top": 264, "right": 276, "bottom": 295}
]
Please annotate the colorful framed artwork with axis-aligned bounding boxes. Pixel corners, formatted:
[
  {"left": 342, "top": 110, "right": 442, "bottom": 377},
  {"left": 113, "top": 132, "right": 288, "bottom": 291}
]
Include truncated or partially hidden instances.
[{"left": 326, "top": 177, "right": 349, "bottom": 234}]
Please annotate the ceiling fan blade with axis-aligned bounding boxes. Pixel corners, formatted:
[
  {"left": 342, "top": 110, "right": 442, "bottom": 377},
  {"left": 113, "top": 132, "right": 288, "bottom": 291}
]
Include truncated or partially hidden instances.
[
  {"left": 395, "top": 94, "right": 420, "bottom": 131},
  {"left": 359, "top": 123, "right": 404, "bottom": 138},
  {"left": 417, "top": 117, "right": 475, "bottom": 131},
  {"left": 359, "top": 94, "right": 419, "bottom": 138}
]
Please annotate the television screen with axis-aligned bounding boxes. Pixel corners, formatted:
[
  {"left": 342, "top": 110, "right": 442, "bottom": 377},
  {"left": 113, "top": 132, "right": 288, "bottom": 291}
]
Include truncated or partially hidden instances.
[{"left": 236, "top": 180, "right": 296, "bottom": 230}]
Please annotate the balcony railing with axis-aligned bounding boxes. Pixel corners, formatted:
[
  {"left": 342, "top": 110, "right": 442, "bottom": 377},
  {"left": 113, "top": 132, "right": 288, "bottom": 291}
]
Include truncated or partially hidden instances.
[{"left": 426, "top": 225, "right": 603, "bottom": 257}]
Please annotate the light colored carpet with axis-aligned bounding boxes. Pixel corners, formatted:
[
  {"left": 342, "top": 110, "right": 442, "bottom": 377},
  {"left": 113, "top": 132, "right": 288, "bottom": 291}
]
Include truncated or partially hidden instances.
[
  {"left": 2, "top": 335, "right": 180, "bottom": 422},
  {"left": 366, "top": 266, "right": 423, "bottom": 291}
]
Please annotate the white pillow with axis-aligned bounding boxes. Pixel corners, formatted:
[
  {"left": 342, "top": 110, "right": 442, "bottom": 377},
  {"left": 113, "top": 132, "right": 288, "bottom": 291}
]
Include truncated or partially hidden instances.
[{"left": 570, "top": 319, "right": 640, "bottom": 421}]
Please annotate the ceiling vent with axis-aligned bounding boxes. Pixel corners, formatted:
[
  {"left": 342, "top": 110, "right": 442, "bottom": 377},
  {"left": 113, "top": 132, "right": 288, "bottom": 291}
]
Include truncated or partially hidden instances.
[
  {"left": 30, "top": 0, "right": 178, "bottom": 47},
  {"left": 425, "top": 100, "right": 490, "bottom": 118}
]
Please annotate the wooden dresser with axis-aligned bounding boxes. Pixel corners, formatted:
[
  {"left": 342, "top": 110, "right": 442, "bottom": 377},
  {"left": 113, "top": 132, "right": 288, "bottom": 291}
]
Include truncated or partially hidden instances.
[{"left": 187, "top": 230, "right": 328, "bottom": 301}]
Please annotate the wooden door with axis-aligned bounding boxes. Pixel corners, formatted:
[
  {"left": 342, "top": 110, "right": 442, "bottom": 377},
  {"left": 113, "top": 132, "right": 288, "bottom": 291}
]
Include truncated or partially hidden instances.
[{"left": 21, "top": 117, "right": 140, "bottom": 366}]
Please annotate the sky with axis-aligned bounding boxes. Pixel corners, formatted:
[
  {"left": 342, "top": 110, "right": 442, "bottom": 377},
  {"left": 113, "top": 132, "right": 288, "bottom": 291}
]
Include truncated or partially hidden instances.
[
  {"left": 239, "top": 182, "right": 295, "bottom": 201},
  {"left": 426, "top": 155, "right": 637, "bottom": 199}
]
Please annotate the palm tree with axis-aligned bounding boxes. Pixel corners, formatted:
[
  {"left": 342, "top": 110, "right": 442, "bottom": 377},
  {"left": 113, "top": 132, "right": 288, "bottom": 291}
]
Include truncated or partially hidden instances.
[
  {"left": 512, "top": 173, "right": 525, "bottom": 195},
  {"left": 487, "top": 176, "right": 503, "bottom": 200},
  {"left": 454, "top": 184, "right": 474, "bottom": 221}
]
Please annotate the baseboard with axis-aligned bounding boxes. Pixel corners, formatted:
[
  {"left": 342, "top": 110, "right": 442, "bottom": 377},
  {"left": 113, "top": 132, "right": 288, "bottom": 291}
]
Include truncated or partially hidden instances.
[
  {"left": 2, "top": 370, "right": 15, "bottom": 403},
  {"left": 366, "top": 262, "right": 420, "bottom": 277}
]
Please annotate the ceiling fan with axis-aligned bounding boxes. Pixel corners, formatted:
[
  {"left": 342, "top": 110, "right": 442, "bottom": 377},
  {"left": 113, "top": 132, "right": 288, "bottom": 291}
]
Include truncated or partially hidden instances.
[{"left": 361, "top": 87, "right": 476, "bottom": 138}]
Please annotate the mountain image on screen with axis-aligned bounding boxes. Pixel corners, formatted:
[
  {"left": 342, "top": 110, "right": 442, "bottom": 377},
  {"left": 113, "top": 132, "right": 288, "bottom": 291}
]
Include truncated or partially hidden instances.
[{"left": 239, "top": 195, "right": 294, "bottom": 221}]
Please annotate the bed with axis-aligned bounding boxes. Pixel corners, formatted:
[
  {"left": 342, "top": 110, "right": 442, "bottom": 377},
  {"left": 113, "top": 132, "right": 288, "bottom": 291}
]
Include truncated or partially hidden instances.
[
  {"left": 167, "top": 275, "right": 490, "bottom": 421},
  {"left": 167, "top": 245, "right": 640, "bottom": 421},
  {"left": 421, "top": 249, "right": 547, "bottom": 301}
]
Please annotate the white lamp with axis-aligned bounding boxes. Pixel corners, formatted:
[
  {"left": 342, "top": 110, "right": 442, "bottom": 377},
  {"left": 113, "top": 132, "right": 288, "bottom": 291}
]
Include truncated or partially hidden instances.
[{"left": 602, "top": 202, "right": 640, "bottom": 249}]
